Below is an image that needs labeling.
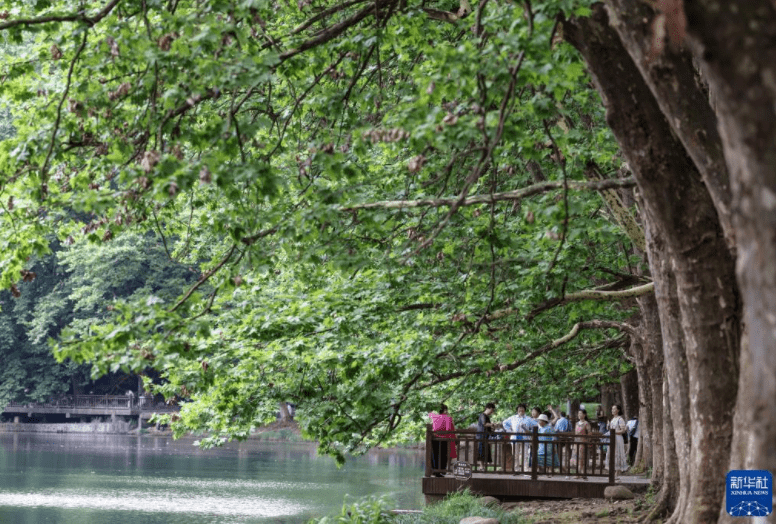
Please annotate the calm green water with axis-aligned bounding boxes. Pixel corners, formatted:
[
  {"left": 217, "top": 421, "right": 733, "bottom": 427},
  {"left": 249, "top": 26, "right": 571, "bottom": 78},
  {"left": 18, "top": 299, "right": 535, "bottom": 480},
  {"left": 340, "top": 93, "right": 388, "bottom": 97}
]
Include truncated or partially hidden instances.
[{"left": 0, "top": 432, "right": 424, "bottom": 523}]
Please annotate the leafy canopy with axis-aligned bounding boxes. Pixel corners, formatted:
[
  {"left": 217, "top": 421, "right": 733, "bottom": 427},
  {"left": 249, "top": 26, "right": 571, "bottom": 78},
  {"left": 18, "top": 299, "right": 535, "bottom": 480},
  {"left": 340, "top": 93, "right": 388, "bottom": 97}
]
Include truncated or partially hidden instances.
[{"left": 0, "top": 0, "right": 643, "bottom": 456}]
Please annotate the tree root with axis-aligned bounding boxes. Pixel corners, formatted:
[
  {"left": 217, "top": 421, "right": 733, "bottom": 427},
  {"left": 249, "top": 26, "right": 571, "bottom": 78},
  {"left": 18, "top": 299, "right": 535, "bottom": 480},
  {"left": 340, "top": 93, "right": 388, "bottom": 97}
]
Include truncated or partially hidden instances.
[{"left": 641, "top": 486, "right": 671, "bottom": 524}]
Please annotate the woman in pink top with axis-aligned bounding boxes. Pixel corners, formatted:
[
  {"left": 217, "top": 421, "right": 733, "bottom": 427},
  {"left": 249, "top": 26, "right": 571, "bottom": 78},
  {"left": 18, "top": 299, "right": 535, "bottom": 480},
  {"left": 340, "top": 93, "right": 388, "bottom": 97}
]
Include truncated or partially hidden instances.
[{"left": 428, "top": 403, "right": 457, "bottom": 476}]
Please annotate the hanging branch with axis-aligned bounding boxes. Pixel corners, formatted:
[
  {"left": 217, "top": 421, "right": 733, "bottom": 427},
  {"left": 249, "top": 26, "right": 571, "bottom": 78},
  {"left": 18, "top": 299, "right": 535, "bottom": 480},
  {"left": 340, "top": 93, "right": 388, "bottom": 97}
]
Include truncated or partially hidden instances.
[
  {"left": 291, "top": 0, "right": 371, "bottom": 34},
  {"left": 542, "top": 119, "right": 569, "bottom": 276},
  {"left": 421, "top": 319, "right": 639, "bottom": 388},
  {"left": 40, "top": 30, "right": 89, "bottom": 195},
  {"left": 169, "top": 245, "right": 238, "bottom": 312},
  {"left": 400, "top": 52, "right": 525, "bottom": 260},
  {"left": 485, "top": 282, "right": 654, "bottom": 322},
  {"left": 0, "top": 0, "right": 122, "bottom": 29},
  {"left": 280, "top": 0, "right": 389, "bottom": 61},
  {"left": 341, "top": 177, "right": 635, "bottom": 210}
]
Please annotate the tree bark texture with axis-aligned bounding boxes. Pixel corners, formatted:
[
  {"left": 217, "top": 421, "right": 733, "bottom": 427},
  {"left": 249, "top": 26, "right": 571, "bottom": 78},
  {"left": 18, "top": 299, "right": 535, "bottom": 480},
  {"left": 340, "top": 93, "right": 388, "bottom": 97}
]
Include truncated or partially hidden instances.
[
  {"left": 278, "top": 401, "right": 292, "bottom": 422},
  {"left": 660, "top": 363, "right": 682, "bottom": 519},
  {"left": 600, "top": 383, "right": 620, "bottom": 417},
  {"left": 620, "top": 368, "right": 639, "bottom": 421},
  {"left": 636, "top": 292, "right": 665, "bottom": 480},
  {"left": 681, "top": 3, "right": 776, "bottom": 515},
  {"left": 628, "top": 337, "right": 652, "bottom": 473},
  {"left": 644, "top": 215, "right": 689, "bottom": 521},
  {"left": 564, "top": 6, "right": 741, "bottom": 521},
  {"left": 601, "top": 0, "right": 735, "bottom": 253}
]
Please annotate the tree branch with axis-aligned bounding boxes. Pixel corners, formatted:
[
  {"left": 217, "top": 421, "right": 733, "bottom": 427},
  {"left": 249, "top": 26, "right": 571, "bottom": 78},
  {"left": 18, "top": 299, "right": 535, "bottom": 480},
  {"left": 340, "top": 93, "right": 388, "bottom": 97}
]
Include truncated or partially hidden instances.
[
  {"left": 485, "top": 282, "right": 654, "bottom": 323},
  {"left": 169, "top": 245, "right": 237, "bottom": 313},
  {"left": 292, "top": 0, "right": 371, "bottom": 34},
  {"left": 397, "top": 303, "right": 440, "bottom": 312},
  {"left": 525, "top": 282, "right": 654, "bottom": 320},
  {"left": 240, "top": 225, "right": 279, "bottom": 245},
  {"left": 279, "top": 1, "right": 384, "bottom": 61},
  {"left": 0, "top": 0, "right": 122, "bottom": 29},
  {"left": 342, "top": 177, "right": 635, "bottom": 210},
  {"left": 422, "top": 319, "right": 637, "bottom": 388},
  {"left": 41, "top": 30, "right": 89, "bottom": 195}
]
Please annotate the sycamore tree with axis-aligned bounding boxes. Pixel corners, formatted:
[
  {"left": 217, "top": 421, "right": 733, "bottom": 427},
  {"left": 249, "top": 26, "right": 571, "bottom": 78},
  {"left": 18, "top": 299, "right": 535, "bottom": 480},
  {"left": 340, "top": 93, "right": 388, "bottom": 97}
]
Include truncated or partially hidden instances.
[
  {"left": 1, "top": 0, "right": 639, "bottom": 448},
  {"left": 2, "top": 0, "right": 775, "bottom": 523}
]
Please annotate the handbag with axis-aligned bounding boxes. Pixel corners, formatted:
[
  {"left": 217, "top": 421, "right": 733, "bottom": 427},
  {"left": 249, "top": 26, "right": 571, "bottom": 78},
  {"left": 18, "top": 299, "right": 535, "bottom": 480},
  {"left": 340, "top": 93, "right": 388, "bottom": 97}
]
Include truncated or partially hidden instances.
[{"left": 617, "top": 417, "right": 628, "bottom": 444}]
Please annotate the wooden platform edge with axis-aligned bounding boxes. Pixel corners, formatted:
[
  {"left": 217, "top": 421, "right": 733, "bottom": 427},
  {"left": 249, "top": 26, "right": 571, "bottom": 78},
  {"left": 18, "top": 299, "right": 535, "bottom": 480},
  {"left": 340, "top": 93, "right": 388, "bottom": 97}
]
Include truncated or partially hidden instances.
[{"left": 422, "top": 476, "right": 616, "bottom": 500}]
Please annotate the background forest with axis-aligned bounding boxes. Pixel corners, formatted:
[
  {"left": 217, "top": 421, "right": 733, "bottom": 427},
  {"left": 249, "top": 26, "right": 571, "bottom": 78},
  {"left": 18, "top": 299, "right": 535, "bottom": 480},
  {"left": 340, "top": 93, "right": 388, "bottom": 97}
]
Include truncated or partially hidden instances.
[{"left": 1, "top": 0, "right": 774, "bottom": 523}]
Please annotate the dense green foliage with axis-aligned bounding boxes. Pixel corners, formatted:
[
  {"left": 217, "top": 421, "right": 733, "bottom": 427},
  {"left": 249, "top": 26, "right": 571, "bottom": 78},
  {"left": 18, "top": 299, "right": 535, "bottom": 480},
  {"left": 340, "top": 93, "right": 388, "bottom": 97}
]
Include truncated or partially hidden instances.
[
  {"left": 0, "top": 232, "right": 198, "bottom": 407},
  {"left": 0, "top": 0, "right": 644, "bottom": 456}
]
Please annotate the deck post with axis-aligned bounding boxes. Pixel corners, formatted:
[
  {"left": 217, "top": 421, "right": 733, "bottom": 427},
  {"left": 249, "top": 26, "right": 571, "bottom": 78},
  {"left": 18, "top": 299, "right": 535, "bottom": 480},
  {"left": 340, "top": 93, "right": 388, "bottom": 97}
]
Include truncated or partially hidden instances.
[
  {"left": 425, "top": 423, "right": 433, "bottom": 477},
  {"left": 608, "top": 431, "right": 615, "bottom": 484},
  {"left": 530, "top": 426, "right": 538, "bottom": 480}
]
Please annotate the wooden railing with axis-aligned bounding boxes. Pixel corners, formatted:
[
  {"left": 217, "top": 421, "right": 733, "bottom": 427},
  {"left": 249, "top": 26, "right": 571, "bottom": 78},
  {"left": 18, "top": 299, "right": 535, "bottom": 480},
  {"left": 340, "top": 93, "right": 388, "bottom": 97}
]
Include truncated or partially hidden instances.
[
  {"left": 4, "top": 395, "right": 178, "bottom": 411},
  {"left": 425, "top": 425, "right": 616, "bottom": 484}
]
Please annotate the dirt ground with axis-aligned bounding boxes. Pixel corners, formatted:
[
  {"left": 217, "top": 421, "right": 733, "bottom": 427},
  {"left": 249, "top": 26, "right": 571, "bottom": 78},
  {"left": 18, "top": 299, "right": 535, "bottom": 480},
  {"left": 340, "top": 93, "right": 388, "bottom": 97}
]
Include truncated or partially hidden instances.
[{"left": 501, "top": 494, "right": 651, "bottom": 524}]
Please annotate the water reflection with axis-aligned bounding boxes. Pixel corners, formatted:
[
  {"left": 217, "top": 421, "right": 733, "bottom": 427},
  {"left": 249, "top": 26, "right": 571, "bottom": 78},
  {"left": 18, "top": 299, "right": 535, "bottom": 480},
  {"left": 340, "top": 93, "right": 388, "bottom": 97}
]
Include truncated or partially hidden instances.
[
  {"left": 0, "top": 490, "right": 307, "bottom": 518},
  {"left": 0, "top": 433, "right": 424, "bottom": 523}
]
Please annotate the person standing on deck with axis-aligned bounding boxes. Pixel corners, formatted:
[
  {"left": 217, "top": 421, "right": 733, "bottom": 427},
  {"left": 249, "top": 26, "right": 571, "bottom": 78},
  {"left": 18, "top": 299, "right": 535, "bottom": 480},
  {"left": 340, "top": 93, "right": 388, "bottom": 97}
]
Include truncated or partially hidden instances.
[
  {"left": 626, "top": 415, "right": 639, "bottom": 467},
  {"left": 570, "top": 408, "right": 592, "bottom": 479},
  {"left": 595, "top": 405, "right": 608, "bottom": 433},
  {"left": 519, "top": 406, "right": 541, "bottom": 474},
  {"left": 533, "top": 414, "right": 560, "bottom": 473},
  {"left": 607, "top": 404, "right": 629, "bottom": 480},
  {"left": 476, "top": 403, "right": 495, "bottom": 467},
  {"left": 502, "top": 403, "right": 536, "bottom": 472},
  {"left": 548, "top": 406, "right": 571, "bottom": 433},
  {"left": 428, "top": 404, "right": 457, "bottom": 477},
  {"left": 548, "top": 405, "right": 571, "bottom": 472}
]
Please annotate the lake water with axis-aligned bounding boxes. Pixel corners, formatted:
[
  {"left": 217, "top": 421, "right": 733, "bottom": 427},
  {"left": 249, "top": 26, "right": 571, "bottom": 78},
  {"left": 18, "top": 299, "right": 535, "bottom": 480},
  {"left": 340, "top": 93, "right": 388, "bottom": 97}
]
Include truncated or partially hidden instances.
[{"left": 0, "top": 432, "right": 425, "bottom": 523}]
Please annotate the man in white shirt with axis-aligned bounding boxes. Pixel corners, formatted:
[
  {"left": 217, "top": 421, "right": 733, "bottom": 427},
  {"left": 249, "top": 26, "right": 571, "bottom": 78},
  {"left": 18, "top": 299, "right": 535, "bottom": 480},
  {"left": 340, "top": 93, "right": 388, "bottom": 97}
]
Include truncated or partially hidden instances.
[
  {"left": 626, "top": 416, "right": 639, "bottom": 466},
  {"left": 503, "top": 403, "right": 537, "bottom": 472}
]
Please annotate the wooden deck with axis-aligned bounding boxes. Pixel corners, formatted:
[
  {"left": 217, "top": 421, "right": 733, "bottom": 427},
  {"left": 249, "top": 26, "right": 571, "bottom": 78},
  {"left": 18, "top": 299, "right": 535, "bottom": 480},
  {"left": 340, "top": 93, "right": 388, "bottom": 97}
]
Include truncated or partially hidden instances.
[
  {"left": 423, "top": 472, "right": 651, "bottom": 502},
  {"left": 423, "top": 424, "right": 650, "bottom": 502}
]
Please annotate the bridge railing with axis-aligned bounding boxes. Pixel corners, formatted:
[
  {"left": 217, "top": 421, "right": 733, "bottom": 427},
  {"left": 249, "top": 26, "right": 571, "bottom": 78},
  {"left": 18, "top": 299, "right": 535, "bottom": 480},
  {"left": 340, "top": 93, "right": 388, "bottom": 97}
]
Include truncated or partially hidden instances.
[
  {"left": 4, "top": 395, "right": 179, "bottom": 411},
  {"left": 425, "top": 425, "right": 616, "bottom": 483}
]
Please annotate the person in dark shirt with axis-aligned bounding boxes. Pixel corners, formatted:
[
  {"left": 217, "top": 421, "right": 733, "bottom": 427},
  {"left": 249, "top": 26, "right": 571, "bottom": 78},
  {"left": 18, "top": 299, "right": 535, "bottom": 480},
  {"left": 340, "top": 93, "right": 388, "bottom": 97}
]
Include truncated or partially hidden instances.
[
  {"left": 476, "top": 402, "right": 496, "bottom": 467},
  {"left": 596, "top": 405, "right": 608, "bottom": 433}
]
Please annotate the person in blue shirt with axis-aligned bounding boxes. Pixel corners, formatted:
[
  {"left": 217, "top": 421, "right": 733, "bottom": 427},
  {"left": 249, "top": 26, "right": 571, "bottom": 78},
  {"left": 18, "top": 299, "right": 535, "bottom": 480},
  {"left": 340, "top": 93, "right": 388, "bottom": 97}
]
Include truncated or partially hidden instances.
[
  {"left": 549, "top": 405, "right": 571, "bottom": 433},
  {"left": 548, "top": 405, "right": 571, "bottom": 472},
  {"left": 533, "top": 414, "right": 560, "bottom": 473}
]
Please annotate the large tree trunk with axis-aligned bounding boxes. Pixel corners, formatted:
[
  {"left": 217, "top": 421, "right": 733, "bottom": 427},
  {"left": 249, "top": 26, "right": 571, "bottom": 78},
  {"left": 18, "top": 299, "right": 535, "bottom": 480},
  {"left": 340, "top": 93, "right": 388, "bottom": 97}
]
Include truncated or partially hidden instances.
[
  {"left": 679, "top": 3, "right": 776, "bottom": 519},
  {"left": 644, "top": 214, "right": 691, "bottom": 522},
  {"left": 601, "top": 0, "right": 735, "bottom": 252},
  {"left": 636, "top": 292, "right": 664, "bottom": 479},
  {"left": 278, "top": 401, "right": 292, "bottom": 422},
  {"left": 628, "top": 337, "right": 651, "bottom": 473},
  {"left": 71, "top": 374, "right": 84, "bottom": 396},
  {"left": 660, "top": 364, "right": 681, "bottom": 520},
  {"left": 563, "top": 6, "right": 741, "bottom": 521},
  {"left": 620, "top": 368, "right": 639, "bottom": 421},
  {"left": 600, "top": 383, "right": 619, "bottom": 417}
]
